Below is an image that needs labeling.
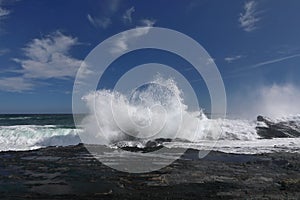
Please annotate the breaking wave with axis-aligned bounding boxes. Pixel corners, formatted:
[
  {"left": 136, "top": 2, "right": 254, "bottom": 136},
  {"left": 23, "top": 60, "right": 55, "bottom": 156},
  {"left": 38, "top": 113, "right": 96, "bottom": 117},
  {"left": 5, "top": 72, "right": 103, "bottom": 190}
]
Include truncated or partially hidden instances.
[
  {"left": 0, "top": 125, "right": 81, "bottom": 151},
  {"left": 79, "top": 77, "right": 260, "bottom": 146}
]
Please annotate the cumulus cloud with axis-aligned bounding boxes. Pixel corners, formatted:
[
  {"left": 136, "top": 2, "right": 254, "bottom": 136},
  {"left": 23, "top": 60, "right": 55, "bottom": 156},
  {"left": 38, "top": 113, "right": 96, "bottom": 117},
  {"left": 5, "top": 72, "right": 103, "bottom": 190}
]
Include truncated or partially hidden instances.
[
  {"left": 239, "top": 1, "right": 260, "bottom": 32},
  {"left": 230, "top": 84, "right": 300, "bottom": 119},
  {"left": 122, "top": 6, "right": 135, "bottom": 24},
  {"left": 0, "top": 31, "right": 89, "bottom": 92},
  {"left": 14, "top": 31, "right": 83, "bottom": 79}
]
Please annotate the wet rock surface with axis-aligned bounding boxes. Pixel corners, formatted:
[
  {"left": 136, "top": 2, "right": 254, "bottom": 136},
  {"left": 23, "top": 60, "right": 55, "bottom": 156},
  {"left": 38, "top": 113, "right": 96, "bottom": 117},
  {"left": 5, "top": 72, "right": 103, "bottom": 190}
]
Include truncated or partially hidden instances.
[
  {"left": 117, "top": 138, "right": 172, "bottom": 153},
  {"left": 256, "top": 115, "right": 300, "bottom": 139},
  {"left": 0, "top": 144, "right": 299, "bottom": 199}
]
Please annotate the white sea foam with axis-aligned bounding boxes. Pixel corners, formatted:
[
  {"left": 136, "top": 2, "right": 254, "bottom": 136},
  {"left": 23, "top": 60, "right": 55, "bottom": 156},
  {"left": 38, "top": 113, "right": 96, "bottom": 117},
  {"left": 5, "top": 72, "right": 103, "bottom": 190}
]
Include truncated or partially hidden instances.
[
  {"left": 79, "top": 77, "right": 263, "bottom": 145},
  {"left": 0, "top": 119, "right": 299, "bottom": 154},
  {"left": 0, "top": 125, "right": 81, "bottom": 151},
  {"left": 80, "top": 77, "right": 219, "bottom": 145},
  {"left": 1, "top": 77, "right": 299, "bottom": 154},
  {"left": 77, "top": 77, "right": 300, "bottom": 154},
  {"left": 164, "top": 138, "right": 300, "bottom": 154},
  {"left": 0, "top": 117, "right": 33, "bottom": 120}
]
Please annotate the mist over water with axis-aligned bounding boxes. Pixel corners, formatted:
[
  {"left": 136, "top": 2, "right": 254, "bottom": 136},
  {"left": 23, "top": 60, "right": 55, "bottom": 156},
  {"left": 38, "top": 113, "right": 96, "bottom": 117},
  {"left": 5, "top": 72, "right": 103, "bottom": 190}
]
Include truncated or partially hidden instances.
[{"left": 230, "top": 84, "right": 300, "bottom": 120}]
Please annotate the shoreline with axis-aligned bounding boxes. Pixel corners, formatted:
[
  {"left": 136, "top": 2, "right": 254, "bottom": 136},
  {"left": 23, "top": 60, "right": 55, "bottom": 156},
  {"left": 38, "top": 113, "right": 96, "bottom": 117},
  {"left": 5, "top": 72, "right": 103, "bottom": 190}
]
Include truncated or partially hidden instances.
[{"left": 0, "top": 144, "right": 299, "bottom": 199}]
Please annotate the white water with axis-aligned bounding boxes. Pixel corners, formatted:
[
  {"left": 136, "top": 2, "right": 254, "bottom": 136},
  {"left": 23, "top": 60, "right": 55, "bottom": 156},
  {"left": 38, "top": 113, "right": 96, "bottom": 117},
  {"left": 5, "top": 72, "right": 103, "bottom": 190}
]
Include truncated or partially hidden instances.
[
  {"left": 164, "top": 138, "right": 300, "bottom": 154},
  {"left": 75, "top": 77, "right": 300, "bottom": 154},
  {"left": 0, "top": 125, "right": 81, "bottom": 151},
  {"left": 0, "top": 77, "right": 299, "bottom": 154},
  {"left": 0, "top": 118, "right": 299, "bottom": 154},
  {"left": 81, "top": 78, "right": 217, "bottom": 145},
  {"left": 80, "top": 77, "right": 260, "bottom": 145}
]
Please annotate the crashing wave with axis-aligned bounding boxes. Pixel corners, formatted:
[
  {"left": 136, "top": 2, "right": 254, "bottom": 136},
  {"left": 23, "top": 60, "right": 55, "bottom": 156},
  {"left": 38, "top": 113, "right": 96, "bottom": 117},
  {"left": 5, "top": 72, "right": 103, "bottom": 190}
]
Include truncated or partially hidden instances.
[{"left": 80, "top": 77, "right": 215, "bottom": 145}]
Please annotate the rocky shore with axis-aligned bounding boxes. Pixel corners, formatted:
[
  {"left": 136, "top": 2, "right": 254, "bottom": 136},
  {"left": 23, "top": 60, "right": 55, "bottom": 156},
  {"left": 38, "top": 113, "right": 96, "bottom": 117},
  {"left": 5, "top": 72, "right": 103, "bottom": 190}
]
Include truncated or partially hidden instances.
[
  {"left": 256, "top": 115, "right": 300, "bottom": 138},
  {"left": 0, "top": 144, "right": 299, "bottom": 199}
]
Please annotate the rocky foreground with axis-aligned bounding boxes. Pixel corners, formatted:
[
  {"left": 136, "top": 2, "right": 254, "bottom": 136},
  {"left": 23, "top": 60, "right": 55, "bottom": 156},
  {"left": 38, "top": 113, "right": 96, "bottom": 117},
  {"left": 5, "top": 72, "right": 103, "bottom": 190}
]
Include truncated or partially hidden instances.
[{"left": 0, "top": 144, "right": 299, "bottom": 200}]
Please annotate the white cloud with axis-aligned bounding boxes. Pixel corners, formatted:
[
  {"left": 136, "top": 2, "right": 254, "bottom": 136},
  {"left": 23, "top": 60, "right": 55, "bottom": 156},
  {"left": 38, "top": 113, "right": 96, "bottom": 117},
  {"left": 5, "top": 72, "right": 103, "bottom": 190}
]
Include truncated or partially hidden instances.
[
  {"left": 227, "top": 53, "right": 300, "bottom": 79},
  {"left": 225, "top": 55, "right": 243, "bottom": 63},
  {"left": 239, "top": 1, "right": 260, "bottom": 32},
  {"left": 87, "top": 14, "right": 111, "bottom": 29},
  {"left": 249, "top": 54, "right": 300, "bottom": 69},
  {"left": 0, "top": 1, "right": 10, "bottom": 26},
  {"left": 230, "top": 84, "right": 300, "bottom": 119},
  {"left": 14, "top": 31, "right": 84, "bottom": 79},
  {"left": 122, "top": 6, "right": 135, "bottom": 24},
  {"left": 0, "top": 31, "right": 89, "bottom": 92},
  {"left": 0, "top": 7, "right": 9, "bottom": 18},
  {"left": 139, "top": 19, "right": 156, "bottom": 27},
  {"left": 0, "top": 77, "right": 34, "bottom": 92},
  {"left": 110, "top": 19, "right": 156, "bottom": 54},
  {"left": 87, "top": 0, "right": 121, "bottom": 29},
  {"left": 0, "top": 0, "right": 10, "bottom": 17}
]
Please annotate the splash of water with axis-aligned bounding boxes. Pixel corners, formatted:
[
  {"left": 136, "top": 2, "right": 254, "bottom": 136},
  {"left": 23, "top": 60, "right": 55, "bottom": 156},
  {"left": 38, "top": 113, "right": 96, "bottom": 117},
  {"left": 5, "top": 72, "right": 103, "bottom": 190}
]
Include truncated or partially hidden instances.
[{"left": 80, "top": 77, "right": 217, "bottom": 145}]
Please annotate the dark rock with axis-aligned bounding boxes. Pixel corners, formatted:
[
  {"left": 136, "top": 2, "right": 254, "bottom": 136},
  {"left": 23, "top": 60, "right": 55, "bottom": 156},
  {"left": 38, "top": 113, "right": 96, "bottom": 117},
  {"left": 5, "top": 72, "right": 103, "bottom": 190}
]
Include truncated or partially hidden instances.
[
  {"left": 145, "top": 138, "right": 172, "bottom": 148},
  {"left": 119, "top": 138, "right": 172, "bottom": 153},
  {"left": 0, "top": 144, "right": 300, "bottom": 199},
  {"left": 257, "top": 115, "right": 264, "bottom": 122},
  {"left": 256, "top": 115, "right": 300, "bottom": 139}
]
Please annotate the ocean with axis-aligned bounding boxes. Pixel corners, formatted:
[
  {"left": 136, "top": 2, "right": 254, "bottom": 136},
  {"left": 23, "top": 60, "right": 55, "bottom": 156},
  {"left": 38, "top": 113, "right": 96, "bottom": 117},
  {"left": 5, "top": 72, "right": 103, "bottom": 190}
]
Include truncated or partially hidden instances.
[
  {"left": 0, "top": 114, "right": 81, "bottom": 151},
  {"left": 0, "top": 113, "right": 299, "bottom": 154}
]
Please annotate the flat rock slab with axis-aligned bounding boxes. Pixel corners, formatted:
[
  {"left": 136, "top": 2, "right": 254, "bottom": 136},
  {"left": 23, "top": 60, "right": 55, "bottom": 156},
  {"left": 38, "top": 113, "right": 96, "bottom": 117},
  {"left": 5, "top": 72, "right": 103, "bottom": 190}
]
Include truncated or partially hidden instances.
[{"left": 0, "top": 144, "right": 299, "bottom": 199}]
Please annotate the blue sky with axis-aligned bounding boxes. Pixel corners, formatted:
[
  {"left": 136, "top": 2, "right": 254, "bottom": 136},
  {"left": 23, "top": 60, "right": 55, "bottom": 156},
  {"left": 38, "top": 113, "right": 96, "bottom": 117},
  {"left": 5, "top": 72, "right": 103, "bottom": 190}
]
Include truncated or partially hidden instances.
[{"left": 0, "top": 0, "right": 300, "bottom": 117}]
